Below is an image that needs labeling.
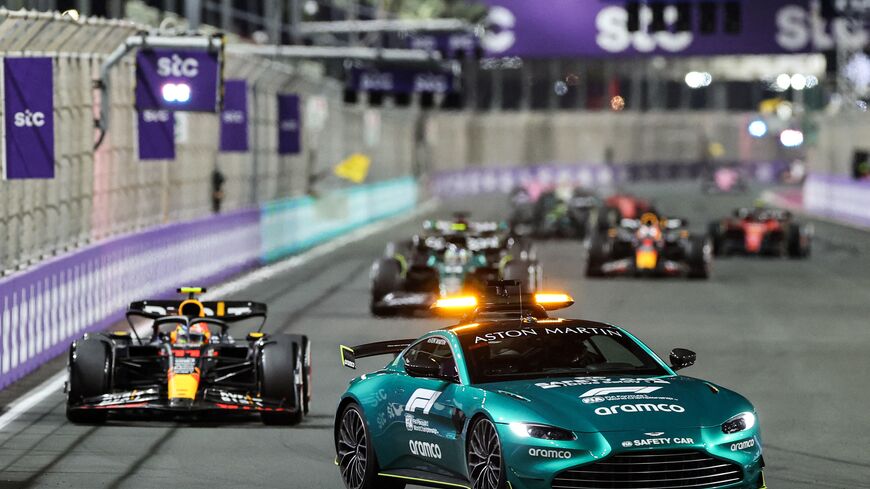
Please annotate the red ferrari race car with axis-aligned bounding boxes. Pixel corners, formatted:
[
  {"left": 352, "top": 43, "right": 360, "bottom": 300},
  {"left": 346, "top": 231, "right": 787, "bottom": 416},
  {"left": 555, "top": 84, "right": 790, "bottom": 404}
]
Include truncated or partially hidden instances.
[
  {"left": 708, "top": 206, "right": 812, "bottom": 257},
  {"left": 605, "top": 193, "right": 655, "bottom": 219}
]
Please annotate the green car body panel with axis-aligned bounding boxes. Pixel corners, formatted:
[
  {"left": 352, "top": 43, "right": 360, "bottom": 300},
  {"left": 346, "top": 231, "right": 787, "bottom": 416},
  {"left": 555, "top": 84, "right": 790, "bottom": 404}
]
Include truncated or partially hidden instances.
[{"left": 336, "top": 320, "right": 765, "bottom": 489}]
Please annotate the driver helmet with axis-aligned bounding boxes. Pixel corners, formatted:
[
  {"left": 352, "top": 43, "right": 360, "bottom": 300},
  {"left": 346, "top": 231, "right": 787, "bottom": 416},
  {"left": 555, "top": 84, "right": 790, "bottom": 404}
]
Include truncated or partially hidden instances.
[{"left": 189, "top": 322, "right": 212, "bottom": 345}]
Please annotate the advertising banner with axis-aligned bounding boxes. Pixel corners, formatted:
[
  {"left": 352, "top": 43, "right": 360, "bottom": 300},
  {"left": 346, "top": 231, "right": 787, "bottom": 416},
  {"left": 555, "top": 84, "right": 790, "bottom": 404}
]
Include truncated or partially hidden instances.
[
  {"left": 3, "top": 57, "right": 54, "bottom": 179},
  {"left": 348, "top": 68, "right": 455, "bottom": 94},
  {"left": 481, "top": 0, "right": 862, "bottom": 58},
  {"left": 277, "top": 94, "right": 301, "bottom": 155},
  {"left": 219, "top": 79, "right": 248, "bottom": 152},
  {"left": 138, "top": 109, "right": 175, "bottom": 160},
  {"left": 135, "top": 49, "right": 221, "bottom": 112}
]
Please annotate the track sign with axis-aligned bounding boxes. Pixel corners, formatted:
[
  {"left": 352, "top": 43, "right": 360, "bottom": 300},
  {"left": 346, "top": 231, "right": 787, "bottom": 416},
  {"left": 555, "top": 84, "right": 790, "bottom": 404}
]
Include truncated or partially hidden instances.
[
  {"left": 334, "top": 153, "right": 371, "bottom": 184},
  {"left": 135, "top": 49, "right": 222, "bottom": 112},
  {"left": 277, "top": 94, "right": 301, "bottom": 155},
  {"left": 137, "top": 109, "right": 175, "bottom": 160},
  {"left": 3, "top": 58, "right": 54, "bottom": 179}
]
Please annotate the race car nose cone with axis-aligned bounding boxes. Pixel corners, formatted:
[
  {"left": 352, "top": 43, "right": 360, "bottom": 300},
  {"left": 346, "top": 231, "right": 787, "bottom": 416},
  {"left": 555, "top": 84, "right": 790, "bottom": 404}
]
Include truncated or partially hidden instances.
[{"left": 169, "top": 398, "right": 195, "bottom": 409}]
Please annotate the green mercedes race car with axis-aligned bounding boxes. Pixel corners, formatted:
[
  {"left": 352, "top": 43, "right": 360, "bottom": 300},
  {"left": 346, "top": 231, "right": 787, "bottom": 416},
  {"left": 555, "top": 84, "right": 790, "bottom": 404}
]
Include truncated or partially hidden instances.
[{"left": 335, "top": 282, "right": 765, "bottom": 489}]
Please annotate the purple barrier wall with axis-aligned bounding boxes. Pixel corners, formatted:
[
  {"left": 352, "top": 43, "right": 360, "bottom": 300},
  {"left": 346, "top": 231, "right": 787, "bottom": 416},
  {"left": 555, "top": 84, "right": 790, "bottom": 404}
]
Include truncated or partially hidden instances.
[
  {"left": 0, "top": 209, "right": 260, "bottom": 391},
  {"left": 429, "top": 161, "right": 790, "bottom": 197},
  {"left": 803, "top": 173, "right": 870, "bottom": 228}
]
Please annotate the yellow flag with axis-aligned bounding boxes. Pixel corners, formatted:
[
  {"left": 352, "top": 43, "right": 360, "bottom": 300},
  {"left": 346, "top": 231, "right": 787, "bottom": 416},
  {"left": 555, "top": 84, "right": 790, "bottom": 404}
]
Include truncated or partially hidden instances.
[{"left": 334, "top": 153, "right": 371, "bottom": 183}]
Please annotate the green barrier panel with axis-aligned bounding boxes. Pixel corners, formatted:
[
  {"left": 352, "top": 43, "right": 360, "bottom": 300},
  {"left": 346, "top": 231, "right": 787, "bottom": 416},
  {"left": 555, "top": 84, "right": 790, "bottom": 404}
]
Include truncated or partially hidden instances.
[{"left": 260, "top": 177, "right": 418, "bottom": 262}]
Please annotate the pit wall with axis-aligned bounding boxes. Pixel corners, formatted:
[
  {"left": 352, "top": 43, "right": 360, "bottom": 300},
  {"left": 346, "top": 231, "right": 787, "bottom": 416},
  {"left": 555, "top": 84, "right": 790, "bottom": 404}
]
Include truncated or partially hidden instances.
[{"left": 0, "top": 177, "right": 418, "bottom": 391}]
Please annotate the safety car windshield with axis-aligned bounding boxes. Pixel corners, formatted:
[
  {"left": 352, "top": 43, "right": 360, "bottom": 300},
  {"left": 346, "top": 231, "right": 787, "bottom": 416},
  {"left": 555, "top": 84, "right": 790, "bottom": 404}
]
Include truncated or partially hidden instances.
[{"left": 458, "top": 324, "right": 668, "bottom": 384}]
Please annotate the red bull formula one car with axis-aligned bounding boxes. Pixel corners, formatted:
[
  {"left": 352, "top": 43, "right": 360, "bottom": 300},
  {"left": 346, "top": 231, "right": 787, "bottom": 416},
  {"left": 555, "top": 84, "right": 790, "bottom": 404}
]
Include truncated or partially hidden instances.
[
  {"left": 65, "top": 288, "right": 311, "bottom": 425},
  {"left": 708, "top": 206, "right": 812, "bottom": 257}
]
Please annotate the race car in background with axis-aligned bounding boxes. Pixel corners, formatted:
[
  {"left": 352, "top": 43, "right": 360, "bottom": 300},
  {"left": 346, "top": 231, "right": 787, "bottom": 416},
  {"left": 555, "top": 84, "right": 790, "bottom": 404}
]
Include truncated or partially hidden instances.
[
  {"left": 335, "top": 282, "right": 765, "bottom": 489},
  {"left": 604, "top": 192, "right": 656, "bottom": 220},
  {"left": 509, "top": 186, "right": 602, "bottom": 239},
  {"left": 709, "top": 206, "right": 812, "bottom": 257},
  {"left": 370, "top": 216, "right": 540, "bottom": 316},
  {"left": 701, "top": 165, "right": 750, "bottom": 194},
  {"left": 587, "top": 212, "right": 711, "bottom": 278},
  {"left": 65, "top": 288, "right": 311, "bottom": 425}
]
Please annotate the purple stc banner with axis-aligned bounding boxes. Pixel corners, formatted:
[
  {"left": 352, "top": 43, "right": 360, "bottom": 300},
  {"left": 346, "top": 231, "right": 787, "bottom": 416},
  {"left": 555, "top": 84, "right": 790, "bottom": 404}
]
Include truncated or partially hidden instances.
[
  {"left": 348, "top": 68, "right": 455, "bottom": 94},
  {"left": 137, "top": 109, "right": 175, "bottom": 160},
  {"left": 219, "top": 80, "right": 248, "bottom": 152},
  {"left": 277, "top": 94, "right": 301, "bottom": 155},
  {"left": 135, "top": 49, "right": 221, "bottom": 112},
  {"left": 481, "top": 0, "right": 861, "bottom": 58},
  {"left": 3, "top": 58, "right": 54, "bottom": 179}
]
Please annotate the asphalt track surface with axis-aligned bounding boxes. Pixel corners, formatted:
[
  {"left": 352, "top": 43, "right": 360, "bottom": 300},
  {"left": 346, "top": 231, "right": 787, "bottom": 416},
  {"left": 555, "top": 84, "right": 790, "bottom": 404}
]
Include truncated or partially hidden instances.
[{"left": 1, "top": 182, "right": 869, "bottom": 489}]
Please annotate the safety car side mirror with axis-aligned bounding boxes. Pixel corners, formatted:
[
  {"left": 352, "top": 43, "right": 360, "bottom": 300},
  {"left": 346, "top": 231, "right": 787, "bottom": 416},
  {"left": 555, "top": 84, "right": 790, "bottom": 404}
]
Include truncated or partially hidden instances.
[{"left": 669, "top": 348, "right": 696, "bottom": 371}]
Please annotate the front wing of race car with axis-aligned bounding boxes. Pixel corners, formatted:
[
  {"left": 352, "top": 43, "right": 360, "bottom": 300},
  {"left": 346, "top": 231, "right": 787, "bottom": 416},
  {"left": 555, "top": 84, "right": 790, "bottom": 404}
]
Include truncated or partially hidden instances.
[
  {"left": 68, "top": 386, "right": 300, "bottom": 414},
  {"left": 598, "top": 255, "right": 690, "bottom": 277},
  {"left": 371, "top": 291, "right": 440, "bottom": 313}
]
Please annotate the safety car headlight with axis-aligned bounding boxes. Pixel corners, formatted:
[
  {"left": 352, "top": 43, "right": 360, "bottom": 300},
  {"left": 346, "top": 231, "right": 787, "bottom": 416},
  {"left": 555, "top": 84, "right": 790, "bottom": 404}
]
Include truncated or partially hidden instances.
[
  {"left": 509, "top": 422, "right": 576, "bottom": 441},
  {"left": 721, "top": 412, "right": 756, "bottom": 434}
]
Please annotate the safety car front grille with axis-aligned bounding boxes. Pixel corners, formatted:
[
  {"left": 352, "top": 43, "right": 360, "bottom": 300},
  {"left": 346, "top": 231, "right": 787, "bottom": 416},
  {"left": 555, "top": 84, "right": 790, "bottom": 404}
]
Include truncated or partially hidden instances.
[{"left": 552, "top": 449, "right": 743, "bottom": 489}]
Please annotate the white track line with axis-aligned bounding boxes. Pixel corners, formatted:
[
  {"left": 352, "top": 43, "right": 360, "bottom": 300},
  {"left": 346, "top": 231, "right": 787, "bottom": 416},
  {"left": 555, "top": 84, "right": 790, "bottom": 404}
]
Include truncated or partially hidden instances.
[{"left": 0, "top": 200, "right": 438, "bottom": 432}]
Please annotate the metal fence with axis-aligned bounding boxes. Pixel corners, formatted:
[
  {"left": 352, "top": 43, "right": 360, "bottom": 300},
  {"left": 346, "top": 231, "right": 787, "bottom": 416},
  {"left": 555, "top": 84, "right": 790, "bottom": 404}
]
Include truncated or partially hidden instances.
[{"left": 0, "top": 8, "right": 420, "bottom": 274}]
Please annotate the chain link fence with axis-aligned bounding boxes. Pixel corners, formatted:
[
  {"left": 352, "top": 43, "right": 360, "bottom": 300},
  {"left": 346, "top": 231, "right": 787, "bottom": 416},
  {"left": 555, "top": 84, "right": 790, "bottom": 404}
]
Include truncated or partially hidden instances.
[{"left": 0, "top": 8, "right": 420, "bottom": 274}]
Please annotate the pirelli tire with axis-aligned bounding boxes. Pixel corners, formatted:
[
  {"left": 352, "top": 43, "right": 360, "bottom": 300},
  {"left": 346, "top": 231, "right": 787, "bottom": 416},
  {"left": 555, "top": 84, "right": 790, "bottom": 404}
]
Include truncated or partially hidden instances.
[
  {"left": 66, "top": 335, "right": 112, "bottom": 424},
  {"left": 707, "top": 221, "right": 724, "bottom": 256},
  {"left": 585, "top": 236, "right": 610, "bottom": 277},
  {"left": 286, "top": 334, "right": 312, "bottom": 415},
  {"left": 259, "top": 335, "right": 304, "bottom": 426},
  {"left": 787, "top": 224, "right": 812, "bottom": 259},
  {"left": 686, "top": 235, "right": 713, "bottom": 279},
  {"left": 370, "top": 258, "right": 403, "bottom": 316},
  {"left": 501, "top": 258, "right": 540, "bottom": 293}
]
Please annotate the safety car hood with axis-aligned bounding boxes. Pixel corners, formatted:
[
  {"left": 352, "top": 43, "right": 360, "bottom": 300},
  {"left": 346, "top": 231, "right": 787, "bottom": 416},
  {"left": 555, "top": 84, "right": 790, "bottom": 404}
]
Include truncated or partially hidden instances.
[{"left": 480, "top": 375, "right": 749, "bottom": 433}]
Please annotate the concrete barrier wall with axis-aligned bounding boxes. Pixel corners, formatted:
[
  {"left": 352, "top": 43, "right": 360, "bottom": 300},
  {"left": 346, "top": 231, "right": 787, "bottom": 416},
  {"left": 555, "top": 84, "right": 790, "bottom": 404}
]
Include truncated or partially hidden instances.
[
  {"left": 0, "top": 177, "right": 418, "bottom": 391},
  {"left": 0, "top": 9, "right": 420, "bottom": 273},
  {"left": 425, "top": 111, "right": 789, "bottom": 172}
]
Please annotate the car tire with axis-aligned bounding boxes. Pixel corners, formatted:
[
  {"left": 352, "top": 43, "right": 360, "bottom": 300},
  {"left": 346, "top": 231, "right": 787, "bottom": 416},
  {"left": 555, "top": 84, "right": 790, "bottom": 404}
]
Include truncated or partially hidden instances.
[
  {"left": 787, "top": 224, "right": 810, "bottom": 258},
  {"left": 686, "top": 235, "right": 712, "bottom": 279},
  {"left": 370, "top": 258, "right": 402, "bottom": 316},
  {"left": 707, "top": 221, "right": 723, "bottom": 256},
  {"left": 286, "top": 334, "right": 312, "bottom": 415},
  {"left": 260, "top": 335, "right": 303, "bottom": 426},
  {"left": 585, "top": 236, "right": 609, "bottom": 277},
  {"left": 66, "top": 336, "right": 111, "bottom": 424},
  {"left": 466, "top": 417, "right": 508, "bottom": 489},
  {"left": 336, "top": 403, "right": 405, "bottom": 489}
]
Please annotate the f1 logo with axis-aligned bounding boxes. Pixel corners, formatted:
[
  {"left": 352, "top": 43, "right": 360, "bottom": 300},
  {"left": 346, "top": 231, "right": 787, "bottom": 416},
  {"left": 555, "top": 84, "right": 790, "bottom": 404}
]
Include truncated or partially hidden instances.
[
  {"left": 580, "top": 386, "right": 662, "bottom": 397},
  {"left": 405, "top": 388, "right": 441, "bottom": 415}
]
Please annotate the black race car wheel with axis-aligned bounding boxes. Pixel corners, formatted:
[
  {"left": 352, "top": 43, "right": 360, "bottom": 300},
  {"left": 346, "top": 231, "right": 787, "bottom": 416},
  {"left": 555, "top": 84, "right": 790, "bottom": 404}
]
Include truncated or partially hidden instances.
[
  {"left": 585, "top": 236, "right": 609, "bottom": 277},
  {"left": 687, "top": 235, "right": 712, "bottom": 279},
  {"left": 336, "top": 403, "right": 405, "bottom": 489},
  {"left": 286, "top": 334, "right": 312, "bottom": 415},
  {"left": 66, "top": 336, "right": 111, "bottom": 424},
  {"left": 370, "top": 258, "right": 402, "bottom": 316},
  {"left": 467, "top": 417, "right": 507, "bottom": 489},
  {"left": 260, "top": 335, "right": 303, "bottom": 426},
  {"left": 707, "top": 221, "right": 723, "bottom": 256},
  {"left": 787, "top": 224, "right": 811, "bottom": 258}
]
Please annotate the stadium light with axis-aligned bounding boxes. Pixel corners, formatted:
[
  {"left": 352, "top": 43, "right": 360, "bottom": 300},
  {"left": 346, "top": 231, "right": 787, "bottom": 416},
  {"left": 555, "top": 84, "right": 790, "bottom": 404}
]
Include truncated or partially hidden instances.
[
  {"left": 748, "top": 119, "right": 767, "bottom": 138},
  {"left": 780, "top": 129, "right": 804, "bottom": 148}
]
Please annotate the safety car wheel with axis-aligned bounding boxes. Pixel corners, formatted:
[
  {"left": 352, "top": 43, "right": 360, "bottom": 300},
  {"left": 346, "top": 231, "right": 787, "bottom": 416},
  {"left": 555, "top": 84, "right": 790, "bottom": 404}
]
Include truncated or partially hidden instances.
[
  {"left": 336, "top": 403, "right": 405, "bottom": 489},
  {"left": 260, "top": 336, "right": 303, "bottom": 426},
  {"left": 370, "top": 258, "right": 402, "bottom": 316},
  {"left": 66, "top": 336, "right": 110, "bottom": 424},
  {"left": 466, "top": 417, "right": 507, "bottom": 489}
]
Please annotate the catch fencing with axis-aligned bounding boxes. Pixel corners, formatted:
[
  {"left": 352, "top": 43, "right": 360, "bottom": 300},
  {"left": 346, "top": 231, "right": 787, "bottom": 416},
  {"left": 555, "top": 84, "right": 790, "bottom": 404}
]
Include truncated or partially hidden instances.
[{"left": 0, "top": 8, "right": 419, "bottom": 274}]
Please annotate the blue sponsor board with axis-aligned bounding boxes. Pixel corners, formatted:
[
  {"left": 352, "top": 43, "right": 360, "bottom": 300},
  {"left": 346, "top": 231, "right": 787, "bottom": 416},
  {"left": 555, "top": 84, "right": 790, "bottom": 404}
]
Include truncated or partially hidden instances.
[
  {"left": 3, "top": 57, "right": 54, "bottom": 179},
  {"left": 135, "top": 49, "right": 221, "bottom": 112}
]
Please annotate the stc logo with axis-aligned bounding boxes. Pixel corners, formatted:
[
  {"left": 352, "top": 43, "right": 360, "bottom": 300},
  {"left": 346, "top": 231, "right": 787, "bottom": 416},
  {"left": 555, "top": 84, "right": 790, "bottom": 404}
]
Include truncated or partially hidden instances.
[
  {"left": 157, "top": 54, "right": 199, "bottom": 78},
  {"left": 596, "top": 5, "right": 692, "bottom": 53},
  {"left": 13, "top": 110, "right": 46, "bottom": 128}
]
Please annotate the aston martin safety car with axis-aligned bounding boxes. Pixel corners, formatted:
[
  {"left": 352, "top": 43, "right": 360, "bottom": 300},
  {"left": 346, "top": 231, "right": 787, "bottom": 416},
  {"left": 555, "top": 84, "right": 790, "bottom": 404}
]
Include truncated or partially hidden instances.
[
  {"left": 65, "top": 288, "right": 311, "bottom": 425},
  {"left": 709, "top": 205, "right": 812, "bottom": 257},
  {"left": 335, "top": 282, "right": 765, "bottom": 489},
  {"left": 586, "top": 212, "right": 711, "bottom": 278},
  {"left": 370, "top": 216, "right": 540, "bottom": 316}
]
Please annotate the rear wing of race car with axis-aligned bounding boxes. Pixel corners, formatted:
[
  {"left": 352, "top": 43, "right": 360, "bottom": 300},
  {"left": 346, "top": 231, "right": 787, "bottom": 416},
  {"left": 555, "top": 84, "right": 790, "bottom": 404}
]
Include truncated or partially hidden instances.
[
  {"left": 127, "top": 300, "right": 268, "bottom": 322},
  {"left": 339, "top": 339, "right": 415, "bottom": 369}
]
